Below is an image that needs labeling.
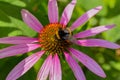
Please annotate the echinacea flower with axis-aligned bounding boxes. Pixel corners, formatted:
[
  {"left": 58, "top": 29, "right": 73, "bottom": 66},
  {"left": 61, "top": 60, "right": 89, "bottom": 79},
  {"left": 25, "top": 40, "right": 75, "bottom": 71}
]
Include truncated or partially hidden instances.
[{"left": 0, "top": 0, "right": 120, "bottom": 80}]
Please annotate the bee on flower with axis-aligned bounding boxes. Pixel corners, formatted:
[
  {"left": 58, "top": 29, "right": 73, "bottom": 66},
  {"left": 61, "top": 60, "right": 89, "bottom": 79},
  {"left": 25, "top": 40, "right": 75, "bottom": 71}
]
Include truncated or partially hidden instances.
[{"left": 0, "top": 0, "right": 120, "bottom": 80}]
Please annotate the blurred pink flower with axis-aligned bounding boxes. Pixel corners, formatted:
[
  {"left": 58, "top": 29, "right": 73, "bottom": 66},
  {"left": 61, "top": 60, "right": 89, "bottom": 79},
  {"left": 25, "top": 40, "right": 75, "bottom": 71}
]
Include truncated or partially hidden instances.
[{"left": 0, "top": 0, "right": 120, "bottom": 80}]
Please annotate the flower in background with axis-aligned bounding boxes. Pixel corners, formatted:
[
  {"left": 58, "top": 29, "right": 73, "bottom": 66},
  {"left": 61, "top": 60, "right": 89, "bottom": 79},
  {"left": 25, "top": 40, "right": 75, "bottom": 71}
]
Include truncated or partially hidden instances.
[{"left": 0, "top": 0, "right": 120, "bottom": 80}]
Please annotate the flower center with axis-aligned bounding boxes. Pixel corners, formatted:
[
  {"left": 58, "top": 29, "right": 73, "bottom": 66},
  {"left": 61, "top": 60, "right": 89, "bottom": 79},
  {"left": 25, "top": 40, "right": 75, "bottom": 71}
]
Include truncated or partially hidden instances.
[{"left": 39, "top": 23, "right": 72, "bottom": 54}]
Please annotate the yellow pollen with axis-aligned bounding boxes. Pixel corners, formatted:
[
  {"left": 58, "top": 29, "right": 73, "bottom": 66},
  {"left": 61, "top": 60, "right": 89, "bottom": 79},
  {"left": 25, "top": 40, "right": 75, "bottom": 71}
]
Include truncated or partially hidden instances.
[{"left": 39, "top": 23, "right": 72, "bottom": 54}]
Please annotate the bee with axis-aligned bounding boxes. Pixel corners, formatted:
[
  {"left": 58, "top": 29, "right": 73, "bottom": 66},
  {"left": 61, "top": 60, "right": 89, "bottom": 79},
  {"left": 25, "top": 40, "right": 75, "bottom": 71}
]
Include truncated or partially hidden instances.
[{"left": 56, "top": 28, "right": 72, "bottom": 40}]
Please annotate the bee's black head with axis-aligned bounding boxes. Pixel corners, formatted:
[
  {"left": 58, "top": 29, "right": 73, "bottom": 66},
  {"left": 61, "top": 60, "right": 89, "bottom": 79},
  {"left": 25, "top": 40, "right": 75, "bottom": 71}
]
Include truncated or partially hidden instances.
[{"left": 58, "top": 28, "right": 71, "bottom": 40}]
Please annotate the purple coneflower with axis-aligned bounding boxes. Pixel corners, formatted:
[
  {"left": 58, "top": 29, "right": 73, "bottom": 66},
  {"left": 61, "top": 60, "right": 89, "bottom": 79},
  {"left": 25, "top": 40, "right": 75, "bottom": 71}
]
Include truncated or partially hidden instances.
[{"left": 0, "top": 0, "right": 120, "bottom": 80}]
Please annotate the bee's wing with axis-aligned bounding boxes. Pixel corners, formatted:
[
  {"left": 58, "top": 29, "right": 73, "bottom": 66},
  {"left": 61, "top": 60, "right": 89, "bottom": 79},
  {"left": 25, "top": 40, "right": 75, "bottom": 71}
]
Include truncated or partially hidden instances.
[{"left": 70, "top": 36, "right": 77, "bottom": 44}]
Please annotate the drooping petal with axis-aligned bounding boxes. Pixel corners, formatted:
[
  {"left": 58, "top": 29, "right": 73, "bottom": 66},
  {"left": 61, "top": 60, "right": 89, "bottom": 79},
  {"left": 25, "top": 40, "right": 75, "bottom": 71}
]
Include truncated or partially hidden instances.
[
  {"left": 64, "top": 52, "right": 86, "bottom": 80},
  {"left": 21, "top": 9, "right": 43, "bottom": 32},
  {"left": 70, "top": 6, "right": 102, "bottom": 31},
  {"left": 75, "top": 39, "right": 120, "bottom": 49},
  {"left": 48, "top": 0, "right": 58, "bottom": 23},
  {"left": 74, "top": 24, "right": 115, "bottom": 38},
  {"left": 6, "top": 50, "right": 45, "bottom": 80},
  {"left": 49, "top": 54, "right": 62, "bottom": 80},
  {"left": 60, "top": 0, "right": 76, "bottom": 26},
  {"left": 0, "top": 36, "right": 38, "bottom": 44},
  {"left": 0, "top": 44, "right": 40, "bottom": 59},
  {"left": 69, "top": 48, "right": 106, "bottom": 78},
  {"left": 37, "top": 54, "right": 52, "bottom": 80}
]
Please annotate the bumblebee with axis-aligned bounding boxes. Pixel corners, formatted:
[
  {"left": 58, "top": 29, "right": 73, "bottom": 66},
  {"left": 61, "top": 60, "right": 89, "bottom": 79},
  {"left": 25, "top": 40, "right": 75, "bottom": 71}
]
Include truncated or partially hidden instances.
[{"left": 56, "top": 28, "right": 72, "bottom": 40}]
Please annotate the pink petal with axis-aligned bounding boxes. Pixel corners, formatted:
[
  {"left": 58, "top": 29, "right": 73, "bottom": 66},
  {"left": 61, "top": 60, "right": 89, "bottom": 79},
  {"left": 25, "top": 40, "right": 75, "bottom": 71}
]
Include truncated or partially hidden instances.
[
  {"left": 49, "top": 54, "right": 62, "bottom": 80},
  {"left": 37, "top": 54, "right": 52, "bottom": 80},
  {"left": 0, "top": 36, "right": 38, "bottom": 44},
  {"left": 69, "top": 48, "right": 106, "bottom": 78},
  {"left": 64, "top": 52, "right": 86, "bottom": 80},
  {"left": 75, "top": 39, "right": 120, "bottom": 49},
  {"left": 0, "top": 44, "right": 40, "bottom": 59},
  {"left": 21, "top": 9, "right": 43, "bottom": 32},
  {"left": 6, "top": 50, "right": 45, "bottom": 80},
  {"left": 74, "top": 24, "right": 115, "bottom": 38},
  {"left": 70, "top": 6, "right": 102, "bottom": 31},
  {"left": 48, "top": 0, "right": 58, "bottom": 23},
  {"left": 60, "top": 0, "right": 76, "bottom": 26}
]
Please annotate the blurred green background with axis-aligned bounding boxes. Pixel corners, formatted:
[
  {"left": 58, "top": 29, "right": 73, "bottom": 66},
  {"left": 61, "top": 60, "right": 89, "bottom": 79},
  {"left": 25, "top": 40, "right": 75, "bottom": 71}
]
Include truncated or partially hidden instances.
[{"left": 0, "top": 0, "right": 120, "bottom": 80}]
